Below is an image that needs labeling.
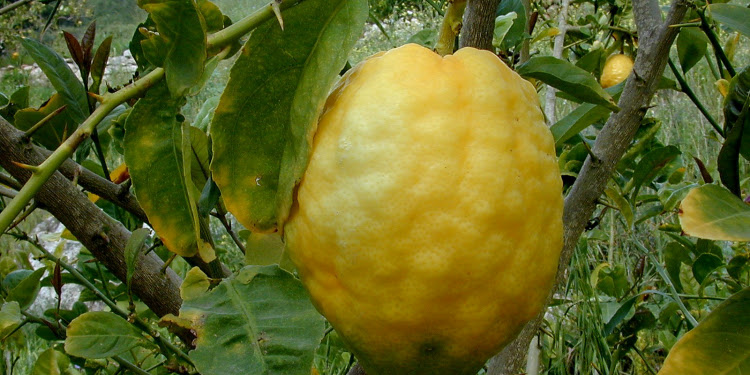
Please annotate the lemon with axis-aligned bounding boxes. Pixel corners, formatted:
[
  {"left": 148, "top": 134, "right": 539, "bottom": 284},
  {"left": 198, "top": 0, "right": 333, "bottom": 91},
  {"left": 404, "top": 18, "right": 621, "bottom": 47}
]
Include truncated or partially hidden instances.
[
  {"left": 600, "top": 54, "right": 634, "bottom": 88},
  {"left": 285, "top": 44, "right": 563, "bottom": 375}
]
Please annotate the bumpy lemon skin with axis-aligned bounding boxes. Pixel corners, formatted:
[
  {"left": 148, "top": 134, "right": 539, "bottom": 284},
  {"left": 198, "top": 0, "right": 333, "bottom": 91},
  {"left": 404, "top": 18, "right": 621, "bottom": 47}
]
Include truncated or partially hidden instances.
[
  {"left": 600, "top": 54, "right": 634, "bottom": 88},
  {"left": 285, "top": 44, "right": 563, "bottom": 375}
]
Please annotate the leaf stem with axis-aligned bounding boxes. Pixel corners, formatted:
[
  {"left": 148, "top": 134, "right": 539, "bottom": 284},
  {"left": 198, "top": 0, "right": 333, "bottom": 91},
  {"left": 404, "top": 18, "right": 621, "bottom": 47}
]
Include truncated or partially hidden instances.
[
  {"left": 207, "top": 0, "right": 300, "bottom": 50},
  {"left": 0, "top": 0, "right": 302, "bottom": 235},
  {"left": 90, "top": 129, "right": 111, "bottom": 182},
  {"left": 435, "top": 0, "right": 467, "bottom": 56},
  {"left": 16, "top": 233, "right": 193, "bottom": 365},
  {"left": 633, "top": 239, "right": 699, "bottom": 328},
  {"left": 22, "top": 105, "right": 67, "bottom": 140},
  {"left": 667, "top": 58, "right": 724, "bottom": 137}
]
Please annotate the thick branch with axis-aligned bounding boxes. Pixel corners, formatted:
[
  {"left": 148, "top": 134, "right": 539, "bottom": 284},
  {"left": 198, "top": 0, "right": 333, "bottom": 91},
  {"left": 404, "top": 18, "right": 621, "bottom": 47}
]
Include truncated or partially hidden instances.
[
  {"left": 486, "top": 0, "right": 688, "bottom": 373},
  {"left": 459, "top": 0, "right": 501, "bottom": 50},
  {"left": 38, "top": 146, "right": 230, "bottom": 278},
  {"left": 35, "top": 148, "right": 149, "bottom": 222},
  {"left": 0, "top": 117, "right": 183, "bottom": 317}
]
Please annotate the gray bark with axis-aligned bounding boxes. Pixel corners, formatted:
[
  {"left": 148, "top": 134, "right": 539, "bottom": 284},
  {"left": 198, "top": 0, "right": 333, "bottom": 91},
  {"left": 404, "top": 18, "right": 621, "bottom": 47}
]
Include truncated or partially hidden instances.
[
  {"left": 0, "top": 117, "right": 184, "bottom": 317},
  {"left": 459, "top": 0, "right": 502, "bottom": 50}
]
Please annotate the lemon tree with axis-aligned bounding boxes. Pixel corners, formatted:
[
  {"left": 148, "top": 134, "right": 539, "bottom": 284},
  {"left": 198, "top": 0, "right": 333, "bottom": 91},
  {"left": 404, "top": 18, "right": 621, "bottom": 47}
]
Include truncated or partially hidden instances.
[{"left": 0, "top": 0, "right": 749, "bottom": 374}]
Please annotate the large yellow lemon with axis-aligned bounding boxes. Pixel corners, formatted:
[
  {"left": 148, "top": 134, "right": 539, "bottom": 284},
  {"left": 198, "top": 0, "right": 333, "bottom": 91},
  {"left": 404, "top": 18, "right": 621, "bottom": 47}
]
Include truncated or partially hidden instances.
[
  {"left": 601, "top": 54, "right": 634, "bottom": 88},
  {"left": 285, "top": 44, "right": 563, "bottom": 375}
]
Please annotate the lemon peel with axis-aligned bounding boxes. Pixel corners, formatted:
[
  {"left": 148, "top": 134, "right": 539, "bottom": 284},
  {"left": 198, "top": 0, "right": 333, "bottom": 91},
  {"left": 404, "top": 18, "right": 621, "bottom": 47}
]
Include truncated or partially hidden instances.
[
  {"left": 601, "top": 54, "right": 634, "bottom": 88},
  {"left": 285, "top": 44, "right": 563, "bottom": 375}
]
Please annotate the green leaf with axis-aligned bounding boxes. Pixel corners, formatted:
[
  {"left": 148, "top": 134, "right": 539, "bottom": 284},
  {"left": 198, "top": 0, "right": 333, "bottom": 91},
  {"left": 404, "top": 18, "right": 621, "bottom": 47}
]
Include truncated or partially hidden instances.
[
  {"left": 181, "top": 122, "right": 215, "bottom": 262},
  {"left": 30, "top": 348, "right": 70, "bottom": 375},
  {"left": 679, "top": 184, "right": 750, "bottom": 241},
  {"left": 576, "top": 48, "right": 604, "bottom": 76},
  {"left": 551, "top": 103, "right": 607, "bottom": 145},
  {"left": 605, "top": 185, "right": 634, "bottom": 229},
  {"left": 124, "top": 82, "right": 200, "bottom": 257},
  {"left": 166, "top": 265, "right": 325, "bottom": 375},
  {"left": 658, "top": 287, "right": 750, "bottom": 375},
  {"left": 659, "top": 182, "right": 698, "bottom": 212},
  {"left": 664, "top": 242, "right": 691, "bottom": 293},
  {"left": 709, "top": 4, "right": 750, "bottom": 39},
  {"left": 727, "top": 254, "right": 749, "bottom": 280},
  {"left": 0, "top": 302, "right": 22, "bottom": 339},
  {"left": 717, "top": 99, "right": 749, "bottom": 196},
  {"left": 676, "top": 27, "right": 708, "bottom": 74},
  {"left": 210, "top": 0, "right": 368, "bottom": 232},
  {"left": 492, "top": 12, "right": 517, "bottom": 49},
  {"left": 495, "top": 0, "right": 526, "bottom": 51},
  {"left": 197, "top": 0, "right": 224, "bottom": 32},
  {"left": 44, "top": 301, "right": 88, "bottom": 324},
  {"left": 20, "top": 38, "right": 89, "bottom": 124},
  {"left": 517, "top": 56, "right": 620, "bottom": 112},
  {"left": 13, "top": 94, "right": 77, "bottom": 149},
  {"left": 552, "top": 84, "right": 624, "bottom": 145},
  {"left": 625, "top": 145, "right": 681, "bottom": 200},
  {"left": 193, "top": 95, "right": 219, "bottom": 132},
  {"left": 198, "top": 177, "right": 221, "bottom": 216},
  {"left": 0, "top": 86, "right": 28, "bottom": 121},
  {"left": 179, "top": 267, "right": 210, "bottom": 301},
  {"left": 243, "top": 232, "right": 285, "bottom": 266},
  {"left": 406, "top": 29, "right": 438, "bottom": 50},
  {"left": 5, "top": 268, "right": 45, "bottom": 310},
  {"left": 593, "top": 263, "right": 629, "bottom": 298},
  {"left": 188, "top": 126, "right": 210, "bottom": 190},
  {"left": 692, "top": 253, "right": 723, "bottom": 284},
  {"left": 125, "top": 228, "right": 150, "bottom": 292},
  {"left": 65, "top": 311, "right": 147, "bottom": 359},
  {"left": 603, "top": 296, "right": 637, "bottom": 336},
  {"left": 723, "top": 66, "right": 750, "bottom": 131},
  {"left": 90, "top": 36, "right": 113, "bottom": 95},
  {"left": 137, "top": 0, "right": 207, "bottom": 96}
]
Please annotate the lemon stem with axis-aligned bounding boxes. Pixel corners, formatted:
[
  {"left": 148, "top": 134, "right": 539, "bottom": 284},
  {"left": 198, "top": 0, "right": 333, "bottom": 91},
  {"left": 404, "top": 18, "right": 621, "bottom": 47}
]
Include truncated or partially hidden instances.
[{"left": 435, "top": 0, "right": 467, "bottom": 56}]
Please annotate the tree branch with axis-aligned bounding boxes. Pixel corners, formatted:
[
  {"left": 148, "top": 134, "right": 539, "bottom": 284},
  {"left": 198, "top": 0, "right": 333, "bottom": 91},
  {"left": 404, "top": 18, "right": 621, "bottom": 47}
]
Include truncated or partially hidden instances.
[
  {"left": 0, "top": 117, "right": 184, "bottom": 317},
  {"left": 459, "top": 0, "right": 501, "bottom": 50},
  {"left": 0, "top": 0, "right": 34, "bottom": 16},
  {"left": 37, "top": 146, "right": 230, "bottom": 278},
  {"left": 35, "top": 147, "right": 148, "bottom": 222},
  {"left": 486, "top": 0, "right": 688, "bottom": 372}
]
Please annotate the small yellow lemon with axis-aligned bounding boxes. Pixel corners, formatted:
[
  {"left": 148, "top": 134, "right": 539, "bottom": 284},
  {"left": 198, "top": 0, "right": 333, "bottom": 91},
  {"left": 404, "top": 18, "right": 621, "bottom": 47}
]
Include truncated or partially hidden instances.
[
  {"left": 600, "top": 54, "right": 634, "bottom": 88},
  {"left": 285, "top": 44, "right": 563, "bottom": 375}
]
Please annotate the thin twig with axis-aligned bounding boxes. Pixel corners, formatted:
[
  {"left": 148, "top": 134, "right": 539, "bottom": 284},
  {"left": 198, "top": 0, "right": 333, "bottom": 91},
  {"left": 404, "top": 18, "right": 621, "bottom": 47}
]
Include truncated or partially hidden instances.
[
  {"left": 0, "top": 0, "right": 34, "bottom": 16},
  {"left": 15, "top": 233, "right": 194, "bottom": 365},
  {"left": 0, "top": 186, "right": 17, "bottom": 199},
  {"left": 0, "top": 173, "right": 22, "bottom": 190},
  {"left": 216, "top": 213, "right": 246, "bottom": 254},
  {"left": 698, "top": 9, "right": 735, "bottom": 77},
  {"left": 667, "top": 58, "right": 723, "bottom": 137},
  {"left": 633, "top": 239, "right": 698, "bottom": 327}
]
